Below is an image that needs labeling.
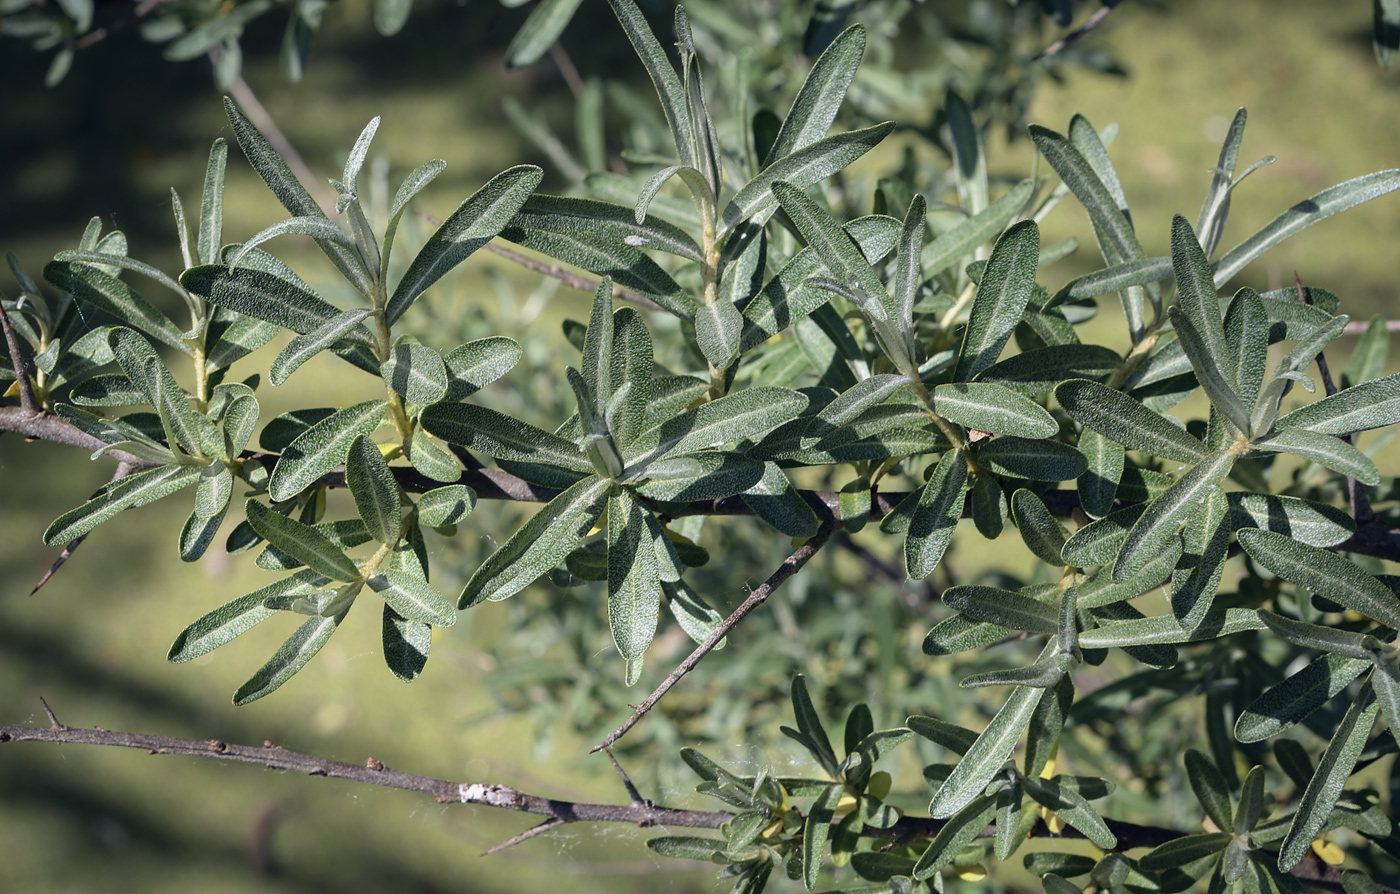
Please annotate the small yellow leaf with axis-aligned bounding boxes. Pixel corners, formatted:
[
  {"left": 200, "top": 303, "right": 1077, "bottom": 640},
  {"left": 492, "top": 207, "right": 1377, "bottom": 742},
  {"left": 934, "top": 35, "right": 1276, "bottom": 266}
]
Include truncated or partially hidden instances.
[
  {"left": 790, "top": 536, "right": 810, "bottom": 548},
  {"left": 955, "top": 864, "right": 988, "bottom": 882},
  {"left": 833, "top": 790, "right": 859, "bottom": 818},
  {"left": 869, "top": 771, "right": 892, "bottom": 801},
  {"left": 1040, "top": 746, "right": 1059, "bottom": 779},
  {"left": 3, "top": 380, "right": 19, "bottom": 399},
  {"left": 1311, "top": 837, "right": 1345, "bottom": 865},
  {"left": 760, "top": 818, "right": 783, "bottom": 839}
]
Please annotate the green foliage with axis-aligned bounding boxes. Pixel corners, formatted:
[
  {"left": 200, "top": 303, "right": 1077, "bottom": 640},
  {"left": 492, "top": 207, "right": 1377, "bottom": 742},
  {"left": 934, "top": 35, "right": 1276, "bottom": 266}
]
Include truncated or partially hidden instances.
[{"left": 4, "top": 1, "right": 1400, "bottom": 892}]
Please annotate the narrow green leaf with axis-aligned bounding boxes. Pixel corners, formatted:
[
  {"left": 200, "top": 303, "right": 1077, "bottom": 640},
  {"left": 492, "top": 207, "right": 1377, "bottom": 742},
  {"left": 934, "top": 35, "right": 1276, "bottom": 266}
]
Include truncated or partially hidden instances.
[
  {"left": 268, "top": 400, "right": 386, "bottom": 502},
  {"left": 953, "top": 220, "right": 1041, "bottom": 383},
  {"left": 1049, "top": 257, "right": 1173, "bottom": 309},
  {"left": 44, "top": 464, "right": 201, "bottom": 545},
  {"left": 721, "top": 122, "right": 894, "bottom": 236},
  {"left": 944, "top": 585, "right": 1059, "bottom": 635},
  {"left": 405, "top": 431, "right": 460, "bottom": 483},
  {"left": 197, "top": 138, "right": 228, "bottom": 266},
  {"left": 420, "top": 402, "right": 592, "bottom": 473},
  {"left": 906, "top": 716, "right": 978, "bottom": 756},
  {"left": 382, "top": 605, "right": 431, "bottom": 682},
  {"left": 978, "top": 344, "right": 1121, "bottom": 398},
  {"left": 1274, "top": 372, "right": 1400, "bottom": 436},
  {"left": 415, "top": 485, "right": 475, "bottom": 528},
  {"left": 1114, "top": 450, "right": 1234, "bottom": 581},
  {"left": 1078, "top": 609, "right": 1263, "bottom": 648},
  {"left": 627, "top": 452, "right": 764, "bottom": 502},
  {"left": 169, "top": 571, "right": 325, "bottom": 663},
  {"left": 742, "top": 462, "right": 820, "bottom": 538},
  {"left": 804, "top": 784, "right": 844, "bottom": 889},
  {"left": 517, "top": 195, "right": 703, "bottom": 263},
  {"left": 629, "top": 386, "right": 808, "bottom": 462},
  {"left": 1010, "top": 489, "right": 1067, "bottom": 566},
  {"left": 1236, "top": 653, "right": 1370, "bottom": 744},
  {"left": 367, "top": 569, "right": 455, "bottom": 627},
  {"left": 1138, "top": 832, "right": 1233, "bottom": 871},
  {"left": 1250, "top": 428, "right": 1378, "bottom": 485},
  {"left": 1171, "top": 486, "right": 1231, "bottom": 628},
  {"left": 1345, "top": 316, "right": 1389, "bottom": 387},
  {"left": 1227, "top": 493, "right": 1354, "bottom": 548},
  {"left": 442, "top": 337, "right": 522, "bottom": 401},
  {"left": 229, "top": 215, "right": 363, "bottom": 281},
  {"left": 1280, "top": 687, "right": 1380, "bottom": 871},
  {"left": 970, "top": 475, "right": 1006, "bottom": 539},
  {"left": 1062, "top": 503, "right": 1145, "bottom": 567},
  {"left": 1257, "top": 611, "right": 1372, "bottom": 660},
  {"left": 381, "top": 158, "right": 446, "bottom": 283},
  {"left": 1075, "top": 427, "right": 1124, "bottom": 519},
  {"left": 1213, "top": 170, "right": 1400, "bottom": 285},
  {"left": 921, "top": 180, "right": 1034, "bottom": 280},
  {"left": 270, "top": 308, "right": 373, "bottom": 385},
  {"left": 1056, "top": 379, "right": 1211, "bottom": 463},
  {"left": 245, "top": 499, "right": 360, "bottom": 582},
  {"left": 695, "top": 298, "right": 743, "bottom": 369},
  {"left": 505, "top": 0, "right": 582, "bottom": 68},
  {"left": 44, "top": 261, "right": 189, "bottom": 352},
  {"left": 790, "top": 674, "right": 840, "bottom": 778},
  {"left": 973, "top": 436, "right": 1087, "bottom": 482},
  {"left": 233, "top": 609, "right": 346, "bottom": 705},
  {"left": 1185, "top": 749, "right": 1234, "bottom": 832},
  {"left": 183, "top": 265, "right": 350, "bottom": 337},
  {"left": 1077, "top": 537, "right": 1184, "bottom": 610},
  {"left": 1029, "top": 125, "right": 1146, "bottom": 266},
  {"left": 905, "top": 449, "right": 967, "bottom": 579},
  {"left": 387, "top": 165, "right": 542, "bottom": 323},
  {"left": 460, "top": 476, "right": 609, "bottom": 606},
  {"left": 1023, "top": 775, "right": 1117, "bottom": 849},
  {"left": 929, "top": 686, "right": 1044, "bottom": 818},
  {"left": 1170, "top": 305, "right": 1251, "bottom": 437},
  {"left": 663, "top": 579, "right": 725, "bottom": 647},
  {"left": 763, "top": 23, "right": 864, "bottom": 167},
  {"left": 935, "top": 382, "right": 1057, "bottom": 439},
  {"left": 606, "top": 0, "right": 693, "bottom": 167},
  {"left": 195, "top": 463, "right": 233, "bottom": 519},
  {"left": 1237, "top": 528, "right": 1400, "bottom": 628},
  {"left": 947, "top": 91, "right": 989, "bottom": 215},
  {"left": 1171, "top": 215, "right": 1236, "bottom": 387},
  {"left": 608, "top": 488, "right": 660, "bottom": 670},
  {"left": 346, "top": 434, "right": 403, "bottom": 544}
]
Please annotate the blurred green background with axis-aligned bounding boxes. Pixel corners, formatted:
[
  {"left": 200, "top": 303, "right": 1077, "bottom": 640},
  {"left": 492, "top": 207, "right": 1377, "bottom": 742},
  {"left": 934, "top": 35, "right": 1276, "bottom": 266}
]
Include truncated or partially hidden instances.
[{"left": 1, "top": 1, "right": 1396, "bottom": 892}]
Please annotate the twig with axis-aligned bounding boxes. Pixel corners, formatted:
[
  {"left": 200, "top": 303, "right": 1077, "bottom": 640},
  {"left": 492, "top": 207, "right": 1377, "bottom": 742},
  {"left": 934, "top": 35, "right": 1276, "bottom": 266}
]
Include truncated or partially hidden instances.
[
  {"left": 31, "top": 460, "right": 137, "bottom": 594},
  {"left": 1033, "top": 3, "right": 1120, "bottom": 62},
  {"left": 0, "top": 298, "right": 39, "bottom": 416},
  {"left": 549, "top": 43, "right": 585, "bottom": 98},
  {"left": 593, "top": 518, "right": 838, "bottom": 752},
  {"left": 1299, "top": 274, "right": 1375, "bottom": 523},
  {"left": 72, "top": 0, "right": 178, "bottom": 51},
  {"left": 605, "top": 748, "right": 649, "bottom": 806},
  {"left": 1343, "top": 318, "right": 1400, "bottom": 335},
  {"left": 225, "top": 77, "right": 337, "bottom": 216},
  {"left": 38, "top": 696, "right": 64, "bottom": 730},
  {"left": 0, "top": 714, "right": 1387, "bottom": 892},
  {"left": 481, "top": 817, "right": 565, "bottom": 855},
  {"left": 484, "top": 242, "right": 662, "bottom": 311}
]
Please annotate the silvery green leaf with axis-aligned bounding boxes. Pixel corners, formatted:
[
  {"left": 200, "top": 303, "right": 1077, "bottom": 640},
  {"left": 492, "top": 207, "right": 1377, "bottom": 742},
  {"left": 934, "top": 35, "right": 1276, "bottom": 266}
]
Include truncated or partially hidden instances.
[
  {"left": 943, "top": 585, "right": 1059, "bottom": 635},
  {"left": 515, "top": 195, "right": 703, "bottom": 263},
  {"left": 1227, "top": 493, "right": 1354, "bottom": 548},
  {"left": 1257, "top": 611, "right": 1372, "bottom": 660},
  {"left": 44, "top": 260, "right": 190, "bottom": 353},
  {"left": 222, "top": 97, "right": 372, "bottom": 290},
  {"left": 721, "top": 122, "right": 894, "bottom": 237},
  {"left": 929, "top": 686, "right": 1044, "bottom": 818},
  {"left": 663, "top": 579, "right": 725, "bottom": 647},
  {"left": 953, "top": 220, "right": 1041, "bottom": 383},
  {"left": 1138, "top": 832, "right": 1232, "bottom": 871},
  {"left": 1075, "top": 426, "right": 1124, "bottom": 519},
  {"left": 233, "top": 608, "right": 347, "bottom": 705},
  {"left": 43, "top": 463, "right": 200, "bottom": 546},
  {"left": 905, "top": 449, "right": 967, "bottom": 579},
  {"left": 419, "top": 403, "right": 592, "bottom": 473},
  {"left": 695, "top": 298, "right": 743, "bottom": 369},
  {"left": 789, "top": 673, "right": 840, "bottom": 778},
  {"left": 1056, "top": 379, "right": 1211, "bottom": 463},
  {"left": 972, "top": 436, "right": 1087, "bottom": 482},
  {"left": 907, "top": 715, "right": 978, "bottom": 756},
  {"left": 803, "top": 374, "right": 909, "bottom": 444},
  {"left": 1114, "top": 451, "right": 1234, "bottom": 581},
  {"left": 934, "top": 382, "right": 1057, "bottom": 439},
  {"left": 54, "top": 250, "right": 198, "bottom": 324},
  {"left": 1171, "top": 487, "right": 1230, "bottom": 628},
  {"left": 1213, "top": 169, "right": 1400, "bottom": 285},
  {"left": 168, "top": 569, "right": 325, "bottom": 663},
  {"left": 229, "top": 215, "right": 365, "bottom": 287},
  {"left": 346, "top": 434, "right": 403, "bottom": 544},
  {"left": 606, "top": 0, "right": 694, "bottom": 167},
  {"left": 500, "top": 220, "right": 695, "bottom": 320},
  {"left": 380, "top": 158, "right": 446, "bottom": 282},
  {"left": 742, "top": 462, "right": 820, "bottom": 538},
  {"left": 1251, "top": 313, "right": 1351, "bottom": 434},
  {"left": 1077, "top": 609, "right": 1264, "bottom": 648},
  {"left": 1274, "top": 372, "right": 1400, "bottom": 436},
  {"left": 442, "top": 337, "right": 522, "bottom": 401},
  {"left": 970, "top": 474, "right": 1007, "bottom": 539},
  {"left": 628, "top": 452, "right": 764, "bottom": 501},
  {"left": 180, "top": 498, "right": 229, "bottom": 562},
  {"left": 1049, "top": 257, "right": 1172, "bottom": 309},
  {"left": 183, "top": 265, "right": 354, "bottom": 338},
  {"left": 270, "top": 308, "right": 373, "bottom": 385},
  {"left": 959, "top": 658, "right": 1067, "bottom": 690},
  {"left": 405, "top": 431, "right": 460, "bottom": 483},
  {"left": 1076, "top": 534, "right": 1183, "bottom": 609},
  {"left": 70, "top": 374, "right": 145, "bottom": 407},
  {"left": 977, "top": 344, "right": 1121, "bottom": 398},
  {"left": 740, "top": 214, "right": 899, "bottom": 350},
  {"left": 1023, "top": 775, "right": 1117, "bottom": 849},
  {"left": 195, "top": 463, "right": 233, "bottom": 518},
  {"left": 380, "top": 339, "right": 448, "bottom": 405},
  {"left": 1010, "top": 489, "right": 1067, "bottom": 566},
  {"left": 947, "top": 91, "right": 988, "bottom": 215},
  {"left": 803, "top": 783, "right": 844, "bottom": 890},
  {"left": 912, "top": 793, "right": 997, "bottom": 878},
  {"left": 1185, "top": 748, "right": 1234, "bottom": 832},
  {"left": 921, "top": 180, "right": 1034, "bottom": 280},
  {"left": 1279, "top": 686, "right": 1380, "bottom": 871},
  {"left": 386, "top": 165, "right": 542, "bottom": 323},
  {"left": 367, "top": 570, "right": 455, "bottom": 627},
  {"left": 1196, "top": 109, "right": 1248, "bottom": 256},
  {"left": 1346, "top": 315, "right": 1389, "bottom": 387},
  {"left": 1169, "top": 305, "right": 1251, "bottom": 438},
  {"left": 771, "top": 181, "right": 890, "bottom": 320},
  {"left": 1170, "top": 215, "right": 1238, "bottom": 395},
  {"left": 205, "top": 311, "right": 280, "bottom": 373},
  {"left": 608, "top": 488, "right": 660, "bottom": 670},
  {"left": 1235, "top": 653, "right": 1371, "bottom": 743},
  {"left": 197, "top": 138, "right": 228, "bottom": 266},
  {"left": 1029, "top": 125, "right": 1147, "bottom": 267},
  {"left": 268, "top": 400, "right": 386, "bottom": 502},
  {"left": 52, "top": 404, "right": 172, "bottom": 462},
  {"left": 504, "top": 0, "right": 582, "bottom": 68},
  {"left": 415, "top": 484, "right": 474, "bottom": 528},
  {"left": 763, "top": 23, "right": 864, "bottom": 167},
  {"left": 460, "top": 476, "right": 609, "bottom": 607},
  {"left": 1224, "top": 287, "right": 1268, "bottom": 414},
  {"left": 245, "top": 498, "right": 360, "bottom": 582},
  {"left": 1235, "top": 765, "right": 1269, "bottom": 835},
  {"left": 628, "top": 386, "right": 808, "bottom": 462},
  {"left": 1238, "top": 528, "right": 1400, "bottom": 628},
  {"left": 382, "top": 604, "right": 431, "bottom": 682}
]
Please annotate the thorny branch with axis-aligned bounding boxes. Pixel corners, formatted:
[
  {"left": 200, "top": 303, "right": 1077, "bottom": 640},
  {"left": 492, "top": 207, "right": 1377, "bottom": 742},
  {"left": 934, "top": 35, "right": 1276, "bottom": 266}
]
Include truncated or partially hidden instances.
[
  {"left": 0, "top": 298, "right": 39, "bottom": 416},
  {"left": 0, "top": 715, "right": 1387, "bottom": 892},
  {"left": 594, "top": 517, "right": 838, "bottom": 752}
]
